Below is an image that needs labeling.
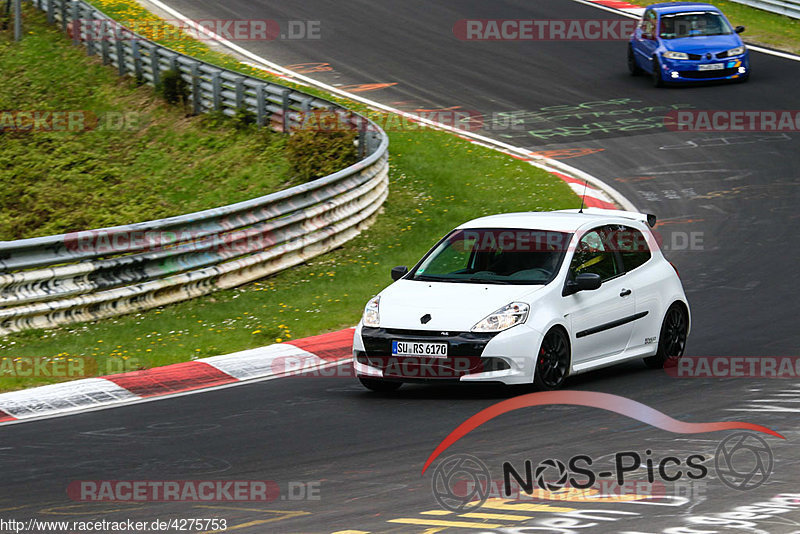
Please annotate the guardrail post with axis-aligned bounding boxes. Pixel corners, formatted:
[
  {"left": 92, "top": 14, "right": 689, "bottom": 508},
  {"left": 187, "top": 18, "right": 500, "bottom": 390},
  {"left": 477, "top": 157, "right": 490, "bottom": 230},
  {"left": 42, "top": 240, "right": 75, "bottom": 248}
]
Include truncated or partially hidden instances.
[
  {"left": 190, "top": 63, "right": 202, "bottom": 115},
  {"left": 132, "top": 40, "right": 143, "bottom": 83},
  {"left": 100, "top": 22, "right": 111, "bottom": 65},
  {"left": 150, "top": 46, "right": 161, "bottom": 86},
  {"left": 114, "top": 30, "right": 125, "bottom": 76},
  {"left": 234, "top": 77, "right": 245, "bottom": 110},
  {"left": 46, "top": 0, "right": 54, "bottom": 23},
  {"left": 358, "top": 117, "right": 367, "bottom": 159},
  {"left": 60, "top": 0, "right": 68, "bottom": 32},
  {"left": 70, "top": 1, "right": 80, "bottom": 45},
  {"left": 281, "top": 89, "right": 292, "bottom": 133},
  {"left": 85, "top": 10, "right": 97, "bottom": 57},
  {"left": 211, "top": 71, "right": 222, "bottom": 111},
  {"left": 255, "top": 84, "right": 267, "bottom": 128},
  {"left": 13, "top": 0, "right": 21, "bottom": 41}
]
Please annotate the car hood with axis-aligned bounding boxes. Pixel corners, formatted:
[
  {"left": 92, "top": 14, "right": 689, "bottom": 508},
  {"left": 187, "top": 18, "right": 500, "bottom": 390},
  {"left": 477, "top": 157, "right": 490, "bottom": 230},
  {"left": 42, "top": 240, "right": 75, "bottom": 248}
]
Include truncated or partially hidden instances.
[
  {"left": 663, "top": 34, "right": 742, "bottom": 54},
  {"left": 376, "top": 279, "right": 544, "bottom": 331}
]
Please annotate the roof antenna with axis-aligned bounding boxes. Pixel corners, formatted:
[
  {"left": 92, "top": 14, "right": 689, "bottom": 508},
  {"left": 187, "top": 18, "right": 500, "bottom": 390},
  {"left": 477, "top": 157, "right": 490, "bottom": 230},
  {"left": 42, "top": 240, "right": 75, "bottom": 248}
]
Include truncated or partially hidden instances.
[{"left": 578, "top": 180, "right": 588, "bottom": 213}]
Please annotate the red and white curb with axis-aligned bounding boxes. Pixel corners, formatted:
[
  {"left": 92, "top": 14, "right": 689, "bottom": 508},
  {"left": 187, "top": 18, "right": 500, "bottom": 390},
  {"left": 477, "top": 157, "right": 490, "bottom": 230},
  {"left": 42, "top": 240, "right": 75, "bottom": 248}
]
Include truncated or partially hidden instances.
[
  {"left": 580, "top": 0, "right": 644, "bottom": 16},
  {"left": 552, "top": 172, "right": 617, "bottom": 210},
  {"left": 0, "top": 329, "right": 354, "bottom": 425},
  {"left": 0, "top": 0, "right": 645, "bottom": 426}
]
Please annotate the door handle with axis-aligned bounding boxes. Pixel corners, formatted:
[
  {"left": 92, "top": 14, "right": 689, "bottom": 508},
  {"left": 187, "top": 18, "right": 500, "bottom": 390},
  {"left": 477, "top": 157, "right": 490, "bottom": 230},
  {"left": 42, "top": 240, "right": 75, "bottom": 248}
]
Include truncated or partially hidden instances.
[{"left": 620, "top": 289, "right": 632, "bottom": 297}]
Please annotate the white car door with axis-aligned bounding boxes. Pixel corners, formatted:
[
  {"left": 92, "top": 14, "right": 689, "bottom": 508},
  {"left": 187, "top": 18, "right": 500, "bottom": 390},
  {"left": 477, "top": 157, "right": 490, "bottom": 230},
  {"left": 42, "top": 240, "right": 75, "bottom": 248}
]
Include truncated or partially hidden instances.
[
  {"left": 610, "top": 224, "right": 662, "bottom": 353},
  {"left": 564, "top": 227, "right": 636, "bottom": 364}
]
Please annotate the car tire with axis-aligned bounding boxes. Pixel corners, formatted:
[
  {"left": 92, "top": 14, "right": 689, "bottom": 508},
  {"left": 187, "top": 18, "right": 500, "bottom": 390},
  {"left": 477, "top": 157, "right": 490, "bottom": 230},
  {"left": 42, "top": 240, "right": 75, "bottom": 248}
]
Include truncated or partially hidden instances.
[
  {"left": 628, "top": 46, "right": 643, "bottom": 76},
  {"left": 652, "top": 56, "right": 665, "bottom": 87},
  {"left": 644, "top": 303, "right": 688, "bottom": 369},
  {"left": 358, "top": 376, "right": 402, "bottom": 392},
  {"left": 533, "top": 328, "right": 571, "bottom": 391}
]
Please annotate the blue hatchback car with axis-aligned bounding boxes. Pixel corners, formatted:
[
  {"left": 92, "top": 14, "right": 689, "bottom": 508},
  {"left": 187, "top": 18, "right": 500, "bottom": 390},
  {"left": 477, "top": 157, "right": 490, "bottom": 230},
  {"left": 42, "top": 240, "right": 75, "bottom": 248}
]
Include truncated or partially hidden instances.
[{"left": 628, "top": 2, "right": 750, "bottom": 86}]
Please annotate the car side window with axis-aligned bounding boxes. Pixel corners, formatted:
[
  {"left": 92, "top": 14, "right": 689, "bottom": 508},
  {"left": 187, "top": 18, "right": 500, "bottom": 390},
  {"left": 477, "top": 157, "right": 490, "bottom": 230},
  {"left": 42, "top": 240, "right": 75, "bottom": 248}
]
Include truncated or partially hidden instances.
[
  {"left": 642, "top": 10, "right": 657, "bottom": 37},
  {"left": 568, "top": 227, "right": 621, "bottom": 282},
  {"left": 609, "top": 225, "right": 652, "bottom": 273}
]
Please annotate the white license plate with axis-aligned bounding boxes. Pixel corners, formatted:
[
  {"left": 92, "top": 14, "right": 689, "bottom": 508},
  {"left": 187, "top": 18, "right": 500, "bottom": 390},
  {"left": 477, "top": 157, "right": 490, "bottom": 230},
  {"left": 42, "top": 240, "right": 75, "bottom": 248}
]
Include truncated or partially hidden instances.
[
  {"left": 392, "top": 341, "right": 448, "bottom": 358},
  {"left": 698, "top": 63, "right": 724, "bottom": 71}
]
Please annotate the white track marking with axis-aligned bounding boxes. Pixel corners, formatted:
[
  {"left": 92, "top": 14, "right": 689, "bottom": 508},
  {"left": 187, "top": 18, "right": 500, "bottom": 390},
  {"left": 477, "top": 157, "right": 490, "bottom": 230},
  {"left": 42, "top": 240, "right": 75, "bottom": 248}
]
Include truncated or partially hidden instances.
[
  {"left": 140, "top": 0, "right": 637, "bottom": 211},
  {"left": 203, "top": 343, "right": 325, "bottom": 381},
  {"left": 0, "top": 378, "right": 139, "bottom": 419}
]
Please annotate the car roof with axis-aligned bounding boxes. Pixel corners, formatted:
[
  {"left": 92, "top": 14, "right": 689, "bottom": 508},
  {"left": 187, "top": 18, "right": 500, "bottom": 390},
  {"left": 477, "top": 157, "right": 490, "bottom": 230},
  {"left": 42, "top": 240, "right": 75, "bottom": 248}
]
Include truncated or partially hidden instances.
[
  {"left": 647, "top": 2, "right": 721, "bottom": 15},
  {"left": 456, "top": 209, "right": 653, "bottom": 233}
]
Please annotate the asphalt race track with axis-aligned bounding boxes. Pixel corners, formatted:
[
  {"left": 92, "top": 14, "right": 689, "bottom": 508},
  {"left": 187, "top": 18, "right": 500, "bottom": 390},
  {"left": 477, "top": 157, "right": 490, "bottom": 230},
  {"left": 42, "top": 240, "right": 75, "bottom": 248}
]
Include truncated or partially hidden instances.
[{"left": 3, "top": 1, "right": 800, "bottom": 532}]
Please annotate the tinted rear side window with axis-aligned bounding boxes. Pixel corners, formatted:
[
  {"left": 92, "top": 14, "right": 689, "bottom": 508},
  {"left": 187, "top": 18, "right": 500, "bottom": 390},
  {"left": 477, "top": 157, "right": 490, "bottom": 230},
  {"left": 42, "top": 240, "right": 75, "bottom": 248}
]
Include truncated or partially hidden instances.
[{"left": 608, "top": 225, "right": 652, "bottom": 272}]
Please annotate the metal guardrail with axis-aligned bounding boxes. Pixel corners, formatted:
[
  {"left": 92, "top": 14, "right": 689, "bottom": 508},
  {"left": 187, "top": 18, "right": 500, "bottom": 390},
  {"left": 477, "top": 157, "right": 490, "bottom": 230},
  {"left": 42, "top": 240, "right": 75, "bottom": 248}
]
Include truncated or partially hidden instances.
[
  {"left": 729, "top": 0, "right": 800, "bottom": 19},
  {"left": 0, "top": 0, "right": 389, "bottom": 335}
]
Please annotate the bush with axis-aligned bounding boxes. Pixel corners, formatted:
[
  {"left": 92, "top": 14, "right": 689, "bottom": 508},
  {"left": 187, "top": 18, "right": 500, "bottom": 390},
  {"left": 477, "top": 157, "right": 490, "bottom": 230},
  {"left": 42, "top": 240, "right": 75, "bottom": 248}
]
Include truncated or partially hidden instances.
[
  {"left": 157, "top": 69, "right": 189, "bottom": 107},
  {"left": 287, "top": 128, "right": 359, "bottom": 182},
  {"left": 231, "top": 106, "right": 256, "bottom": 131}
]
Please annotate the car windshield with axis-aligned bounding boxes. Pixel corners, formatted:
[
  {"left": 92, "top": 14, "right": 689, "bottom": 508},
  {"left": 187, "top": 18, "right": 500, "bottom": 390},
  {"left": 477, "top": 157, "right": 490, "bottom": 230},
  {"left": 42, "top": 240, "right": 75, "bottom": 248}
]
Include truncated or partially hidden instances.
[
  {"left": 410, "top": 228, "right": 571, "bottom": 285},
  {"left": 660, "top": 12, "right": 733, "bottom": 39}
]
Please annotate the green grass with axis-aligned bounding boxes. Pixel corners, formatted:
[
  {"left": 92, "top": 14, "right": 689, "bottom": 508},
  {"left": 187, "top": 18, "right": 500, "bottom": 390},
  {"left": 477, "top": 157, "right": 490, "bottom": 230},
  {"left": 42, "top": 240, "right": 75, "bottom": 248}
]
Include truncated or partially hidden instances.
[
  {"left": 0, "top": 8, "right": 294, "bottom": 241},
  {"left": 0, "top": 3, "right": 578, "bottom": 391},
  {"left": 626, "top": 0, "right": 800, "bottom": 54},
  {"left": 0, "top": 129, "right": 577, "bottom": 391}
]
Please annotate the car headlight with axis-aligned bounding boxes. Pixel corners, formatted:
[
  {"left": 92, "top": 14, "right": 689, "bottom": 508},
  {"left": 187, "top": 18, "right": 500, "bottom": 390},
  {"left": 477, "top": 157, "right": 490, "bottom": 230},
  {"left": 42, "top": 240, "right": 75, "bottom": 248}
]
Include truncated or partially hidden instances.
[
  {"left": 363, "top": 296, "right": 380, "bottom": 327},
  {"left": 471, "top": 302, "right": 529, "bottom": 333},
  {"left": 663, "top": 51, "right": 689, "bottom": 60},
  {"left": 725, "top": 46, "right": 745, "bottom": 56}
]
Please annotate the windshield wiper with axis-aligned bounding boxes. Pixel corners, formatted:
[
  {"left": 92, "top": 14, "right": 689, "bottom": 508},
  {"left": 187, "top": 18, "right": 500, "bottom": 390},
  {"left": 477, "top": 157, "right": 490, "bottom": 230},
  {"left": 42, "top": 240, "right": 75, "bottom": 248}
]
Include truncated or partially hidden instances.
[
  {"left": 466, "top": 277, "right": 514, "bottom": 285},
  {"left": 413, "top": 275, "right": 461, "bottom": 283}
]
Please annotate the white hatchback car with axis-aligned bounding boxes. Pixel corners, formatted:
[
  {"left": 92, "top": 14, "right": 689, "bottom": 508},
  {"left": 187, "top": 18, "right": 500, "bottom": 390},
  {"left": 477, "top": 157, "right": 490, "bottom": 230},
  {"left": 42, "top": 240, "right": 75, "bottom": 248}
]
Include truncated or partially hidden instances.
[{"left": 353, "top": 209, "right": 690, "bottom": 392}]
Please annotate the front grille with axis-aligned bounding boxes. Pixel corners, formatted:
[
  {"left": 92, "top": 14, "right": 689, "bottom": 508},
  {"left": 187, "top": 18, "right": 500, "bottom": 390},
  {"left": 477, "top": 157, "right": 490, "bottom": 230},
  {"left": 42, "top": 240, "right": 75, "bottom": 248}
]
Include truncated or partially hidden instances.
[
  {"left": 679, "top": 67, "right": 738, "bottom": 79},
  {"left": 687, "top": 53, "right": 702, "bottom": 60},
  {"left": 359, "top": 327, "right": 502, "bottom": 379},
  {"left": 363, "top": 355, "right": 485, "bottom": 379},
  {"left": 361, "top": 327, "right": 497, "bottom": 358},
  {"left": 715, "top": 51, "right": 729, "bottom": 59}
]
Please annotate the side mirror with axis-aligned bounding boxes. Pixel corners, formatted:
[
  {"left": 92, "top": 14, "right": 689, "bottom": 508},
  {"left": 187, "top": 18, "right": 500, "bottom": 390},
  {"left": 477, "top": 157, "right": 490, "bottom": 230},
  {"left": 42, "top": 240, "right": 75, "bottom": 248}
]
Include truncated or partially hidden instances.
[
  {"left": 564, "top": 273, "right": 602, "bottom": 296},
  {"left": 391, "top": 266, "right": 409, "bottom": 281},
  {"left": 735, "top": 25, "right": 745, "bottom": 34},
  {"left": 576, "top": 273, "right": 602, "bottom": 291}
]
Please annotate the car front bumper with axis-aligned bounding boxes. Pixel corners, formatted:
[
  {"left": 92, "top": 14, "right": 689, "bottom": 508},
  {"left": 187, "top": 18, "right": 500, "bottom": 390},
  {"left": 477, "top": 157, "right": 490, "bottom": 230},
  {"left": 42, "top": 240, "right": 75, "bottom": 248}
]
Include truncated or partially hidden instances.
[
  {"left": 659, "top": 55, "right": 749, "bottom": 82},
  {"left": 352, "top": 322, "right": 542, "bottom": 385}
]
